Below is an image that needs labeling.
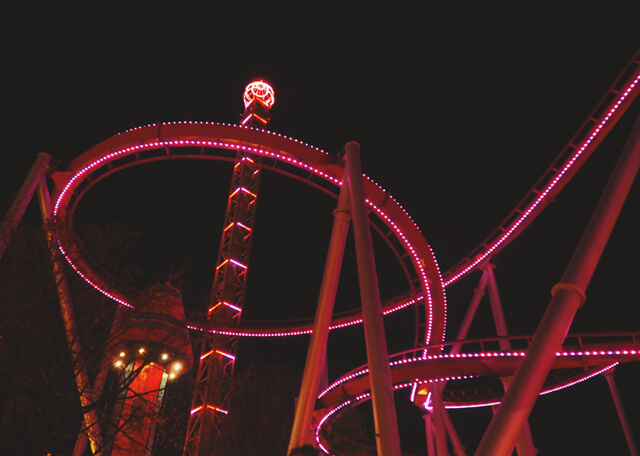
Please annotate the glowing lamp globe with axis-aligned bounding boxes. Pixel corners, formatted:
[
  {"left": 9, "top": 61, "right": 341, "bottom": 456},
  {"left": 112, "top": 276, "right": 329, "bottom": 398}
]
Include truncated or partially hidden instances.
[{"left": 243, "top": 81, "right": 275, "bottom": 109}]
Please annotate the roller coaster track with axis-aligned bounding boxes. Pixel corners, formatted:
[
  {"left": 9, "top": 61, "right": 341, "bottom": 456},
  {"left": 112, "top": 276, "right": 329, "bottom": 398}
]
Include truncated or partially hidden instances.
[
  {"left": 59, "top": 49, "right": 640, "bottom": 342},
  {"left": 317, "top": 332, "right": 640, "bottom": 410},
  {"left": 443, "top": 48, "right": 640, "bottom": 286},
  {"left": 40, "top": 46, "right": 640, "bottom": 456}
]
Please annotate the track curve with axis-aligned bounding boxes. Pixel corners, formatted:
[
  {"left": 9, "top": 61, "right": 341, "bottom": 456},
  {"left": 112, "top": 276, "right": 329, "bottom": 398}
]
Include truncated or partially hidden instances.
[
  {"left": 443, "top": 49, "right": 640, "bottom": 286},
  {"left": 314, "top": 333, "right": 640, "bottom": 450},
  {"left": 48, "top": 50, "right": 640, "bottom": 344},
  {"left": 44, "top": 49, "right": 640, "bottom": 454},
  {"left": 50, "top": 122, "right": 446, "bottom": 347}
]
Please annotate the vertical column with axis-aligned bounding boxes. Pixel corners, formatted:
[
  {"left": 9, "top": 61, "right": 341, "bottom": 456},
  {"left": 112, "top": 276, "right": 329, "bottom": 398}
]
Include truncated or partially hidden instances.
[
  {"left": 603, "top": 370, "right": 639, "bottom": 456},
  {"left": 430, "top": 390, "right": 450, "bottom": 456},
  {"left": 484, "top": 265, "right": 511, "bottom": 352},
  {"left": 184, "top": 81, "right": 274, "bottom": 456},
  {"left": 495, "top": 376, "right": 536, "bottom": 456},
  {"left": 288, "top": 181, "right": 351, "bottom": 451},
  {"left": 475, "top": 115, "right": 640, "bottom": 456},
  {"left": 37, "top": 176, "right": 104, "bottom": 455},
  {"left": 431, "top": 385, "right": 466, "bottom": 456},
  {"left": 451, "top": 269, "right": 490, "bottom": 355},
  {"left": 424, "top": 411, "right": 437, "bottom": 456},
  {"left": 417, "top": 269, "right": 487, "bottom": 456},
  {"left": 184, "top": 150, "right": 261, "bottom": 455},
  {"left": 344, "top": 142, "right": 401, "bottom": 456},
  {"left": 485, "top": 266, "right": 537, "bottom": 456}
]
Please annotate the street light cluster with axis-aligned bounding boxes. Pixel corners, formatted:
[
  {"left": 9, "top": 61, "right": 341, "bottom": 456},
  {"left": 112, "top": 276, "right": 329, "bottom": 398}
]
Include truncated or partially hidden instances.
[{"left": 111, "top": 344, "right": 185, "bottom": 380}]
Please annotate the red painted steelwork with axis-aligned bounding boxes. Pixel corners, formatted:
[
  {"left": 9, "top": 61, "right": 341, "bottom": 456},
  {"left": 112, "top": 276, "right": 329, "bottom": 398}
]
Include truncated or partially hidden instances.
[
  {"left": 316, "top": 333, "right": 640, "bottom": 411},
  {"left": 184, "top": 87, "right": 273, "bottom": 455},
  {"left": 49, "top": 123, "right": 446, "bottom": 349},
  {"left": 444, "top": 49, "right": 640, "bottom": 286},
  {"left": 314, "top": 342, "right": 640, "bottom": 450}
]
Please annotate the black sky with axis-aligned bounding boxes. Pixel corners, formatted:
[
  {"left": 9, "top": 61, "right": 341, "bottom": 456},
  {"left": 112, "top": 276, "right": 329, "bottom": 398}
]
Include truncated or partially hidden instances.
[{"left": 3, "top": 2, "right": 640, "bottom": 454}]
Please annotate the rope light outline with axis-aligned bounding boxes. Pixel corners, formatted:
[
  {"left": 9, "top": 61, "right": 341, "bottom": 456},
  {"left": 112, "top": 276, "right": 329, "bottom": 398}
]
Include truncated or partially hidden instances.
[{"left": 51, "top": 123, "right": 445, "bottom": 347}]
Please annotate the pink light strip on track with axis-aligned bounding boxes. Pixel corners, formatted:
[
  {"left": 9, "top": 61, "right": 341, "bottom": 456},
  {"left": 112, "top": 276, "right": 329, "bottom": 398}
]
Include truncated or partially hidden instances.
[
  {"left": 444, "top": 72, "right": 640, "bottom": 287},
  {"left": 317, "top": 350, "right": 637, "bottom": 401},
  {"left": 367, "top": 201, "right": 441, "bottom": 349},
  {"left": 57, "top": 241, "right": 134, "bottom": 308},
  {"left": 444, "top": 363, "right": 619, "bottom": 410},
  {"left": 53, "top": 134, "right": 438, "bottom": 342},
  {"left": 315, "top": 361, "right": 622, "bottom": 452},
  {"left": 539, "top": 362, "right": 617, "bottom": 395},
  {"left": 315, "top": 376, "right": 473, "bottom": 453},
  {"left": 192, "top": 296, "right": 421, "bottom": 338}
]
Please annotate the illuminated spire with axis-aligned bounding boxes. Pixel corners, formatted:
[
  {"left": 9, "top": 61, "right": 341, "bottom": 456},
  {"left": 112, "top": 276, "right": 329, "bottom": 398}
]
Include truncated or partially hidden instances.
[
  {"left": 243, "top": 80, "right": 275, "bottom": 108},
  {"left": 241, "top": 80, "right": 275, "bottom": 126}
]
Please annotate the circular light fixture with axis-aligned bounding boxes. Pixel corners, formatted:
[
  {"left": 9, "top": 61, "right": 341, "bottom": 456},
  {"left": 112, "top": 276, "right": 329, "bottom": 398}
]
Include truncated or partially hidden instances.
[{"left": 243, "top": 81, "right": 275, "bottom": 108}]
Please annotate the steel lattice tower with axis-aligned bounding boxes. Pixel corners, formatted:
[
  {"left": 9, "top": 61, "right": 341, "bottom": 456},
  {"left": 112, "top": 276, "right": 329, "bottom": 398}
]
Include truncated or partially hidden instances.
[{"left": 183, "top": 81, "right": 275, "bottom": 456}]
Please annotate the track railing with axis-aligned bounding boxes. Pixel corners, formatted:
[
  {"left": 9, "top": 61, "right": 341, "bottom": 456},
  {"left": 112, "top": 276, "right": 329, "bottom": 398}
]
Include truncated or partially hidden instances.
[{"left": 443, "top": 48, "right": 640, "bottom": 286}]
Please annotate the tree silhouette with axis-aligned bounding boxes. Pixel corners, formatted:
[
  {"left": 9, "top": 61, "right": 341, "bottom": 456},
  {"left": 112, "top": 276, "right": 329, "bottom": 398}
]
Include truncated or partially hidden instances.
[
  {"left": 1, "top": 205, "right": 374, "bottom": 455},
  {"left": 0, "top": 212, "right": 193, "bottom": 455},
  {"left": 211, "top": 357, "right": 302, "bottom": 456}
]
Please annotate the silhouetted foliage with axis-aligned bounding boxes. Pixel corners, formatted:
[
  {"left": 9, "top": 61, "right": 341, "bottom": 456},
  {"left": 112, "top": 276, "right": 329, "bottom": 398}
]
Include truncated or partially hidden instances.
[
  {"left": 213, "top": 358, "right": 301, "bottom": 456},
  {"left": 289, "top": 444, "right": 322, "bottom": 455},
  {"left": 321, "top": 405, "right": 376, "bottom": 456},
  {"left": 0, "top": 208, "right": 373, "bottom": 455},
  {"left": 0, "top": 213, "right": 196, "bottom": 455},
  {"left": 0, "top": 213, "right": 84, "bottom": 454}
]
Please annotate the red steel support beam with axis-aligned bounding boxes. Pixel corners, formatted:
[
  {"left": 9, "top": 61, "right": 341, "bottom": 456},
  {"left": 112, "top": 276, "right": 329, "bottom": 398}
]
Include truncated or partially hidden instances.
[
  {"left": 475, "top": 115, "right": 640, "bottom": 456},
  {"left": 431, "top": 388, "right": 450, "bottom": 456},
  {"left": 451, "top": 269, "right": 490, "bottom": 355},
  {"left": 603, "top": 369, "right": 639, "bottom": 456},
  {"left": 424, "top": 412, "right": 437, "bottom": 456},
  {"left": 37, "top": 176, "right": 104, "bottom": 455},
  {"left": 422, "top": 269, "right": 484, "bottom": 456},
  {"left": 0, "top": 152, "right": 50, "bottom": 260},
  {"left": 485, "top": 265, "right": 511, "bottom": 352},
  {"left": 486, "top": 267, "right": 537, "bottom": 456},
  {"left": 289, "top": 179, "right": 351, "bottom": 451},
  {"left": 344, "top": 142, "right": 401, "bottom": 456},
  {"left": 185, "top": 85, "right": 273, "bottom": 456}
]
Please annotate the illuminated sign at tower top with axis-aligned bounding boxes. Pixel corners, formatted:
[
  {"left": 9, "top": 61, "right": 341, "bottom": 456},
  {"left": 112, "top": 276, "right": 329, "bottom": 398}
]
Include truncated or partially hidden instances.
[{"left": 243, "top": 80, "right": 275, "bottom": 109}]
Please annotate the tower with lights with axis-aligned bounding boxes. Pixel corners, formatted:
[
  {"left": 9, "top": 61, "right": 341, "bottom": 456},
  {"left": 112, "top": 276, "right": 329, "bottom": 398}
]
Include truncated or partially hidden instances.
[
  {"left": 1, "top": 50, "right": 637, "bottom": 455},
  {"left": 106, "top": 285, "right": 193, "bottom": 456},
  {"left": 183, "top": 81, "right": 275, "bottom": 456}
]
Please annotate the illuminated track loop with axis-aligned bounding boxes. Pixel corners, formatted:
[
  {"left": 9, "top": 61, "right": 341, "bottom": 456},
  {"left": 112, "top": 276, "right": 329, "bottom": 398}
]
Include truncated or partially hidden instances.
[
  {"left": 314, "top": 333, "right": 640, "bottom": 451},
  {"left": 184, "top": 292, "right": 421, "bottom": 337},
  {"left": 310, "top": 52, "right": 640, "bottom": 453},
  {"left": 46, "top": 50, "right": 640, "bottom": 453},
  {"left": 177, "top": 50, "right": 640, "bottom": 340},
  {"left": 175, "top": 48, "right": 640, "bottom": 339},
  {"left": 48, "top": 50, "right": 640, "bottom": 342},
  {"left": 50, "top": 122, "right": 446, "bottom": 348},
  {"left": 444, "top": 49, "right": 640, "bottom": 286}
]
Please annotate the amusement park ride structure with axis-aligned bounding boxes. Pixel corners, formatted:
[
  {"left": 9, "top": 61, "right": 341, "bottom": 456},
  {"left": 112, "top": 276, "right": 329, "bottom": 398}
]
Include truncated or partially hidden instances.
[
  {"left": 1, "top": 48, "right": 640, "bottom": 455},
  {"left": 183, "top": 80, "right": 276, "bottom": 456}
]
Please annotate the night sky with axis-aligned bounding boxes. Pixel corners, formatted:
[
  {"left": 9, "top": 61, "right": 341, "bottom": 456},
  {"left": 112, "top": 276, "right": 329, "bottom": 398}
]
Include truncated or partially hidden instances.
[{"left": 3, "top": 2, "right": 640, "bottom": 454}]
